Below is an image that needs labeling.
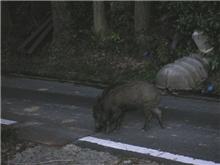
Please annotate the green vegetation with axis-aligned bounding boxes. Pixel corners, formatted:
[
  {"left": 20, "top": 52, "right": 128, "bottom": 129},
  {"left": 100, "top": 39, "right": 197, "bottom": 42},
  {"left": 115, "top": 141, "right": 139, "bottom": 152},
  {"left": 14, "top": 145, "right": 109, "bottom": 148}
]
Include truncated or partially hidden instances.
[
  {"left": 160, "top": 2, "right": 220, "bottom": 70},
  {"left": 2, "top": 2, "right": 220, "bottom": 92}
]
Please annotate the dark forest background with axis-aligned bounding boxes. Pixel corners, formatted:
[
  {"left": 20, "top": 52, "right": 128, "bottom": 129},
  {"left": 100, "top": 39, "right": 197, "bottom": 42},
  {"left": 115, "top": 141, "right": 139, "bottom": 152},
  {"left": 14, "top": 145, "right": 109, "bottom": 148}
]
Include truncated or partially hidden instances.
[{"left": 1, "top": 1, "right": 220, "bottom": 91}]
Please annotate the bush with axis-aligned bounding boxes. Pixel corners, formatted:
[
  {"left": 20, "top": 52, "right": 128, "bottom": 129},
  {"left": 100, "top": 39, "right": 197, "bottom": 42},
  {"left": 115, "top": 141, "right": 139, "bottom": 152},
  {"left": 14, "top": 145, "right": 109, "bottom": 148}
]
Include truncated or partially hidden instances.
[{"left": 159, "top": 2, "right": 220, "bottom": 70}]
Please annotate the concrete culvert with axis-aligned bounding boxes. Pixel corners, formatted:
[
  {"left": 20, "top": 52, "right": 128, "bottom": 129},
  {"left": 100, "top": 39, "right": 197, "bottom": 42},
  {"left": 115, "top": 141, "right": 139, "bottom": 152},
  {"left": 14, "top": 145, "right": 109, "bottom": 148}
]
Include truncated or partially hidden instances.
[{"left": 156, "top": 54, "right": 209, "bottom": 91}]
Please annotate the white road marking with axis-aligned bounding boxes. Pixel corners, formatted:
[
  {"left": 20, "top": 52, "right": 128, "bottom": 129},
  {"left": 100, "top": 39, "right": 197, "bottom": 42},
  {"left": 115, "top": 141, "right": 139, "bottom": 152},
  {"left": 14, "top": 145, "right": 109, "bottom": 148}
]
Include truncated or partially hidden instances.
[
  {"left": 37, "top": 88, "right": 48, "bottom": 91},
  {"left": 0, "top": 119, "right": 17, "bottom": 125},
  {"left": 79, "top": 136, "right": 220, "bottom": 165}
]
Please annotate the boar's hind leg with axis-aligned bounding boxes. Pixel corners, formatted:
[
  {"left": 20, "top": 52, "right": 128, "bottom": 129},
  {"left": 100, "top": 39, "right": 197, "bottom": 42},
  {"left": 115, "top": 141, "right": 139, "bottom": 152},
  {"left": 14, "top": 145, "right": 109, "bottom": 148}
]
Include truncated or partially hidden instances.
[{"left": 152, "top": 108, "right": 164, "bottom": 129}]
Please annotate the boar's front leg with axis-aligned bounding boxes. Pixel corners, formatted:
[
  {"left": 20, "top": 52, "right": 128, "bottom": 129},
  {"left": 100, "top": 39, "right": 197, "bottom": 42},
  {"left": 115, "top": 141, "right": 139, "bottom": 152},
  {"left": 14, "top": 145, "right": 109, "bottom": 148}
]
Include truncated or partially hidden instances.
[
  {"left": 143, "top": 110, "right": 153, "bottom": 131},
  {"left": 106, "top": 107, "right": 123, "bottom": 133}
]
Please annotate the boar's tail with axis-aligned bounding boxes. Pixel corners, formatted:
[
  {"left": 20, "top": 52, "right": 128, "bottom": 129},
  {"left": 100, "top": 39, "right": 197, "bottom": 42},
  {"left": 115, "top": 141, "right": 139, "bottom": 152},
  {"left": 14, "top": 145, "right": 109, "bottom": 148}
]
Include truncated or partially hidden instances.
[{"left": 152, "top": 108, "right": 164, "bottom": 129}]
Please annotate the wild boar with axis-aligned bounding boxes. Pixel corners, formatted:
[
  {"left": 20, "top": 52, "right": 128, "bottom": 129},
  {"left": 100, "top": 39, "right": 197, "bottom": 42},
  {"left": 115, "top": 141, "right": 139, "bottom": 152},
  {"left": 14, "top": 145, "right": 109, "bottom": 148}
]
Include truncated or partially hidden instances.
[{"left": 93, "top": 81, "right": 164, "bottom": 133}]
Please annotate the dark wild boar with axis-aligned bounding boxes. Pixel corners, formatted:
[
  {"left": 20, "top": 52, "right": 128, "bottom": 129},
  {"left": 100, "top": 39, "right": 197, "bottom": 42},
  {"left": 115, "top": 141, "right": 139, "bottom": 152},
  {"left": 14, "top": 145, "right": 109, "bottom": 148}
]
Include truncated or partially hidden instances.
[{"left": 93, "top": 81, "right": 164, "bottom": 133}]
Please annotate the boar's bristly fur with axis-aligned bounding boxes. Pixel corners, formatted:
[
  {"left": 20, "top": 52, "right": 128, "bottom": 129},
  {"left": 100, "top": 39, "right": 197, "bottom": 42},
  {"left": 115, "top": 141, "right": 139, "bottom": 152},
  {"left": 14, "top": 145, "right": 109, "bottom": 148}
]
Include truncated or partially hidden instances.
[{"left": 93, "top": 81, "right": 164, "bottom": 133}]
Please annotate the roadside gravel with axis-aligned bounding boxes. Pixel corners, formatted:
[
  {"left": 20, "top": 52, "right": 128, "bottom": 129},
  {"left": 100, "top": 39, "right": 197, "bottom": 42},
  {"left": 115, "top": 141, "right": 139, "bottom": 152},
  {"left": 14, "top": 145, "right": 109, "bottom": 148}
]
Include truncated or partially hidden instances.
[{"left": 8, "top": 144, "right": 161, "bottom": 165}]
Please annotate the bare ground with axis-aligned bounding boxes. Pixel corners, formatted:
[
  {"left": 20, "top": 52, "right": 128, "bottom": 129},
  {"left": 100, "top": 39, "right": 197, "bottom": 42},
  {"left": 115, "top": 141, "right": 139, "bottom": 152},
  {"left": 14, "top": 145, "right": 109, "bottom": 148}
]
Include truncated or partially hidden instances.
[{"left": 2, "top": 127, "right": 162, "bottom": 165}]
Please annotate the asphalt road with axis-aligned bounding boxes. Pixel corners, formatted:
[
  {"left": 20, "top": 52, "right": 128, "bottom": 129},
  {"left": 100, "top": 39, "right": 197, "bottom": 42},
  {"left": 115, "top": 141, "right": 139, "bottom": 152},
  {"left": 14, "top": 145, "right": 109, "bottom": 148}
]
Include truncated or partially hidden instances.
[{"left": 1, "top": 77, "right": 220, "bottom": 164}]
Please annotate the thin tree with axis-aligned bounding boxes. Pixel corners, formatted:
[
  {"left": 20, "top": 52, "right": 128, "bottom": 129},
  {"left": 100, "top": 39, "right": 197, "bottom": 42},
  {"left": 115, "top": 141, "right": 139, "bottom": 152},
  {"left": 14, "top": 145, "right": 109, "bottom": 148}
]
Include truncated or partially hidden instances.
[
  {"left": 50, "top": 2, "right": 75, "bottom": 68},
  {"left": 134, "top": 1, "right": 151, "bottom": 48},
  {"left": 93, "top": 1, "right": 108, "bottom": 39}
]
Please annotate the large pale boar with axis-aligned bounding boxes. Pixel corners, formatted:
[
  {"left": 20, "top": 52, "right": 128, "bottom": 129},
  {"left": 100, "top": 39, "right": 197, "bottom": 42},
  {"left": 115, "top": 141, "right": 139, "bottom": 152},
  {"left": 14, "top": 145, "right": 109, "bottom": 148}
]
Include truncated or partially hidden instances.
[{"left": 93, "top": 81, "right": 164, "bottom": 133}]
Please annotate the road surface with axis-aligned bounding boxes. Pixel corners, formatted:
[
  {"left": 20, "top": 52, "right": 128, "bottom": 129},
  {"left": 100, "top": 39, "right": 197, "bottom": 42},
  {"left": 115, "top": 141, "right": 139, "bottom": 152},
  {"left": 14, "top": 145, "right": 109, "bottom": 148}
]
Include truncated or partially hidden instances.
[{"left": 2, "top": 76, "right": 220, "bottom": 165}]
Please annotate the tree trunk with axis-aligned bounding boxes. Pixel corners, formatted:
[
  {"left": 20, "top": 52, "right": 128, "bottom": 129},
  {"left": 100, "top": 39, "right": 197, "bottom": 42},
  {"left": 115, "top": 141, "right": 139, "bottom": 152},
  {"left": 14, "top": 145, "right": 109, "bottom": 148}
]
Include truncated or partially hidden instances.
[
  {"left": 50, "top": 2, "right": 74, "bottom": 68},
  {"left": 134, "top": 1, "right": 151, "bottom": 54},
  {"left": 1, "top": 2, "right": 13, "bottom": 29},
  {"left": 134, "top": 1, "right": 151, "bottom": 34},
  {"left": 51, "top": 2, "right": 73, "bottom": 45},
  {"left": 93, "top": 1, "right": 108, "bottom": 39}
]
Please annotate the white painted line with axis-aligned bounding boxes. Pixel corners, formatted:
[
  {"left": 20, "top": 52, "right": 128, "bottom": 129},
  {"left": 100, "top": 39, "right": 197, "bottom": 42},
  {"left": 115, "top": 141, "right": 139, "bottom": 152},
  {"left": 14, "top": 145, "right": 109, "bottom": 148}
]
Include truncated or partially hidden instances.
[
  {"left": 79, "top": 136, "right": 220, "bottom": 165},
  {"left": 37, "top": 88, "right": 49, "bottom": 91},
  {"left": 0, "top": 119, "right": 17, "bottom": 125}
]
